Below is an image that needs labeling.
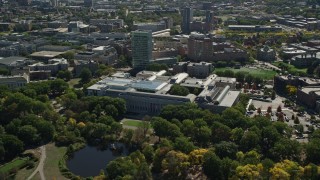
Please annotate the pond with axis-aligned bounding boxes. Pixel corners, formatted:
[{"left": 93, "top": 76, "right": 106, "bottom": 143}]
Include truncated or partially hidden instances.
[{"left": 67, "top": 142, "right": 130, "bottom": 177}]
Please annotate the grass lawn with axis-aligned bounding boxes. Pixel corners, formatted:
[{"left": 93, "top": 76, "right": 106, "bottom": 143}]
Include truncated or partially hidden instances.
[
  {"left": 122, "top": 119, "right": 151, "bottom": 128},
  {"left": 43, "top": 143, "right": 68, "bottom": 180},
  {"left": 272, "top": 62, "right": 307, "bottom": 73},
  {"left": 14, "top": 163, "right": 37, "bottom": 180},
  {"left": 215, "top": 67, "right": 277, "bottom": 79},
  {"left": 15, "top": 147, "right": 42, "bottom": 180},
  {"left": 30, "top": 172, "right": 41, "bottom": 180},
  {"left": 0, "top": 158, "right": 28, "bottom": 175},
  {"left": 68, "top": 78, "right": 81, "bottom": 88}
]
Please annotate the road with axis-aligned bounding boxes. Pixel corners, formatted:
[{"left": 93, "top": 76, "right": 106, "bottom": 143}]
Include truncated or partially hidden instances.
[{"left": 27, "top": 146, "right": 46, "bottom": 180}]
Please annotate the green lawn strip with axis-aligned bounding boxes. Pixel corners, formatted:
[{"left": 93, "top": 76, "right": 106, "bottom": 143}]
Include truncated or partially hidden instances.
[
  {"left": 215, "top": 67, "right": 277, "bottom": 79},
  {"left": 67, "top": 78, "right": 81, "bottom": 88},
  {"left": 272, "top": 62, "right": 307, "bottom": 73},
  {"left": 43, "top": 143, "right": 68, "bottom": 180},
  {"left": 14, "top": 164, "right": 38, "bottom": 180},
  {"left": 123, "top": 120, "right": 151, "bottom": 128},
  {"left": 0, "top": 158, "right": 29, "bottom": 174}
]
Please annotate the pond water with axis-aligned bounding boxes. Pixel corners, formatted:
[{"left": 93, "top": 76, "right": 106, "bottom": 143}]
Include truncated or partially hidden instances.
[{"left": 67, "top": 143, "right": 130, "bottom": 177}]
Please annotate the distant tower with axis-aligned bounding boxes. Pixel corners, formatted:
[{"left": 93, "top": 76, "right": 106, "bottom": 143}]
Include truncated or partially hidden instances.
[
  {"left": 206, "top": 11, "right": 214, "bottom": 23},
  {"left": 162, "top": 17, "right": 173, "bottom": 29},
  {"left": 131, "top": 30, "right": 153, "bottom": 69},
  {"left": 182, "top": 7, "right": 193, "bottom": 34},
  {"left": 84, "top": 0, "right": 93, "bottom": 7},
  {"left": 50, "top": 0, "right": 58, "bottom": 7}
]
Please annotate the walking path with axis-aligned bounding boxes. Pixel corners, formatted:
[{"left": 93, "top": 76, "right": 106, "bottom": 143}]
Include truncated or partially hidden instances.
[{"left": 27, "top": 146, "right": 46, "bottom": 180}]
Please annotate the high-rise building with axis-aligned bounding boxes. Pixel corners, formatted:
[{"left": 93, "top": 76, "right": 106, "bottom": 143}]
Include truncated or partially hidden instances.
[
  {"left": 131, "top": 30, "right": 153, "bottom": 69},
  {"left": 84, "top": 0, "right": 92, "bottom": 7},
  {"left": 182, "top": 7, "right": 193, "bottom": 34},
  {"left": 206, "top": 11, "right": 214, "bottom": 23},
  {"left": 188, "top": 33, "right": 213, "bottom": 62}
]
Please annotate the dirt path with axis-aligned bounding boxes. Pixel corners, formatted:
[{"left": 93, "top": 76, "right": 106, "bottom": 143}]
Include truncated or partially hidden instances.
[{"left": 27, "top": 146, "right": 46, "bottom": 180}]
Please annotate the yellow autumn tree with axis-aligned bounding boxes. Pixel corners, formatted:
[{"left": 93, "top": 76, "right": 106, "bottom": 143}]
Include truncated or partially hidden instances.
[
  {"left": 286, "top": 85, "right": 297, "bottom": 96},
  {"left": 303, "top": 163, "right": 320, "bottom": 179},
  {"left": 270, "top": 160, "right": 304, "bottom": 180},
  {"left": 189, "top": 149, "right": 208, "bottom": 165},
  {"left": 68, "top": 117, "right": 76, "bottom": 126},
  {"left": 77, "top": 122, "right": 86, "bottom": 128},
  {"left": 270, "top": 167, "right": 290, "bottom": 180},
  {"left": 236, "top": 164, "right": 261, "bottom": 179},
  {"left": 162, "top": 150, "right": 190, "bottom": 177}
]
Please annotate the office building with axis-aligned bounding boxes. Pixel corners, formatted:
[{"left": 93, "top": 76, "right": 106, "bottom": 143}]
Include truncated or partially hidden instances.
[
  {"left": 182, "top": 7, "right": 193, "bottom": 34},
  {"left": 297, "top": 87, "right": 320, "bottom": 112},
  {"left": 28, "top": 58, "right": 68, "bottom": 75},
  {"left": 87, "top": 72, "right": 240, "bottom": 114},
  {"left": 0, "top": 73, "right": 29, "bottom": 89},
  {"left": 188, "top": 33, "right": 213, "bottom": 62},
  {"left": 257, "top": 46, "right": 276, "bottom": 62},
  {"left": 173, "top": 61, "right": 213, "bottom": 79},
  {"left": 228, "top": 25, "right": 282, "bottom": 32},
  {"left": 131, "top": 30, "right": 153, "bottom": 69}
]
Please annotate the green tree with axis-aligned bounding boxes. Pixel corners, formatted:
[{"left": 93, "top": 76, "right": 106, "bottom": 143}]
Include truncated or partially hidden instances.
[
  {"left": 245, "top": 74, "right": 254, "bottom": 83},
  {"left": 224, "top": 70, "right": 235, "bottom": 77},
  {"left": 0, "top": 68, "right": 9, "bottom": 75},
  {"left": 18, "top": 125, "right": 39, "bottom": 145},
  {"left": 261, "top": 126, "right": 281, "bottom": 156},
  {"left": 306, "top": 138, "right": 320, "bottom": 164},
  {"left": 240, "top": 131, "right": 260, "bottom": 152},
  {"left": 221, "top": 108, "right": 248, "bottom": 128},
  {"left": 1, "top": 134, "right": 24, "bottom": 160},
  {"left": 231, "top": 127, "right": 244, "bottom": 144},
  {"left": 80, "top": 68, "right": 92, "bottom": 84},
  {"left": 195, "top": 126, "right": 211, "bottom": 147},
  {"left": 146, "top": 63, "right": 168, "bottom": 71},
  {"left": 135, "top": 162, "right": 152, "bottom": 180},
  {"left": 214, "top": 141, "right": 238, "bottom": 159},
  {"left": 106, "top": 156, "right": 136, "bottom": 179},
  {"left": 142, "top": 145, "right": 154, "bottom": 164},
  {"left": 211, "top": 122, "right": 231, "bottom": 143},
  {"left": 235, "top": 71, "right": 246, "bottom": 82},
  {"left": 270, "top": 138, "right": 302, "bottom": 162},
  {"left": 173, "top": 137, "right": 195, "bottom": 154},
  {"left": 181, "top": 119, "right": 195, "bottom": 138},
  {"left": 152, "top": 117, "right": 182, "bottom": 141},
  {"left": 50, "top": 79, "right": 69, "bottom": 95},
  {"left": 203, "top": 151, "right": 223, "bottom": 179},
  {"left": 169, "top": 84, "right": 190, "bottom": 96},
  {"left": 57, "top": 70, "right": 72, "bottom": 81},
  {"left": 62, "top": 51, "right": 74, "bottom": 60}
]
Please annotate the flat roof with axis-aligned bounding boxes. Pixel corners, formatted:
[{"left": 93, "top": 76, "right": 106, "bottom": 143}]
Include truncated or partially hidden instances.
[
  {"left": 180, "top": 78, "right": 204, "bottom": 87},
  {"left": 132, "top": 80, "right": 167, "bottom": 91},
  {"left": 30, "top": 51, "right": 64, "bottom": 58},
  {"left": 219, "top": 90, "right": 241, "bottom": 107},
  {"left": 0, "top": 56, "right": 28, "bottom": 66},
  {"left": 301, "top": 87, "right": 320, "bottom": 94},
  {"left": 98, "top": 78, "right": 132, "bottom": 86}
]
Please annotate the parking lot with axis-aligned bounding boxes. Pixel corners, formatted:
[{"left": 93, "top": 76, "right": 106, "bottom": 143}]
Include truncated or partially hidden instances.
[
  {"left": 251, "top": 96, "right": 283, "bottom": 110},
  {"left": 249, "top": 97, "right": 318, "bottom": 143}
]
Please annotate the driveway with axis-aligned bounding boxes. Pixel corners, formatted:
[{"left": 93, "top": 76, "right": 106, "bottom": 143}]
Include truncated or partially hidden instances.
[{"left": 27, "top": 145, "right": 46, "bottom": 180}]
